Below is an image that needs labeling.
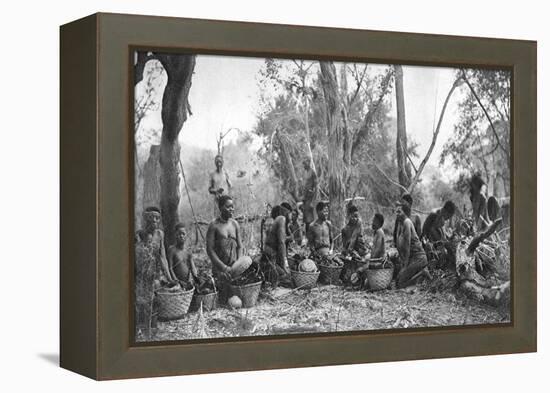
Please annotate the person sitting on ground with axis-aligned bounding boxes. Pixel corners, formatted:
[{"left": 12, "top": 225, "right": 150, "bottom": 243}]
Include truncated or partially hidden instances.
[
  {"left": 393, "top": 193, "right": 422, "bottom": 244},
  {"left": 341, "top": 205, "right": 367, "bottom": 256},
  {"left": 422, "top": 200, "right": 457, "bottom": 269},
  {"left": 167, "top": 223, "right": 198, "bottom": 287},
  {"left": 395, "top": 202, "right": 430, "bottom": 288},
  {"left": 351, "top": 213, "right": 386, "bottom": 287},
  {"left": 262, "top": 204, "right": 293, "bottom": 287},
  {"left": 206, "top": 195, "right": 242, "bottom": 304},
  {"left": 306, "top": 201, "right": 332, "bottom": 256}
]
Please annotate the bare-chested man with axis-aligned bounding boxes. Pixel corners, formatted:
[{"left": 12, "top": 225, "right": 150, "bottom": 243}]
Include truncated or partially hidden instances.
[
  {"left": 301, "top": 158, "right": 318, "bottom": 230},
  {"left": 393, "top": 194, "right": 422, "bottom": 244},
  {"left": 306, "top": 201, "right": 332, "bottom": 256},
  {"left": 168, "top": 223, "right": 198, "bottom": 286},
  {"left": 262, "top": 204, "right": 293, "bottom": 287},
  {"left": 206, "top": 195, "right": 242, "bottom": 303},
  {"left": 208, "top": 155, "right": 232, "bottom": 214},
  {"left": 395, "top": 202, "right": 429, "bottom": 288},
  {"left": 341, "top": 205, "right": 367, "bottom": 256},
  {"left": 351, "top": 213, "right": 386, "bottom": 286}
]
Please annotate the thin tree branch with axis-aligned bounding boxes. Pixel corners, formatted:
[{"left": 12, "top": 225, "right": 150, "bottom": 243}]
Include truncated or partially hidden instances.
[{"left": 408, "top": 77, "right": 461, "bottom": 192}]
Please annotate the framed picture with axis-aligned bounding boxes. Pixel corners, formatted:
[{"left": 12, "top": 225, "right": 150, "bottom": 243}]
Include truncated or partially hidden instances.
[{"left": 60, "top": 12, "right": 536, "bottom": 380}]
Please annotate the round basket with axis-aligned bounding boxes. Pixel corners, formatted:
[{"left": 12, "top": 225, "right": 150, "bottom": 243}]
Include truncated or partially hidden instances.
[
  {"left": 155, "top": 286, "right": 194, "bottom": 320},
  {"left": 319, "top": 265, "right": 343, "bottom": 285},
  {"left": 192, "top": 291, "right": 218, "bottom": 312},
  {"left": 365, "top": 268, "right": 394, "bottom": 291},
  {"left": 230, "top": 281, "right": 262, "bottom": 308},
  {"left": 291, "top": 269, "right": 320, "bottom": 289}
]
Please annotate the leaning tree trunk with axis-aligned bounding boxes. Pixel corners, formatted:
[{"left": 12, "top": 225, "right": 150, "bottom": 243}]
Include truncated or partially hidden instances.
[
  {"left": 395, "top": 65, "right": 411, "bottom": 189},
  {"left": 157, "top": 54, "right": 196, "bottom": 246},
  {"left": 320, "top": 61, "right": 346, "bottom": 231}
]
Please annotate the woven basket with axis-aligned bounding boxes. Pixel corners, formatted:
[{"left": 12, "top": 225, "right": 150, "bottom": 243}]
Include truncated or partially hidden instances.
[
  {"left": 230, "top": 281, "right": 262, "bottom": 308},
  {"left": 192, "top": 291, "right": 218, "bottom": 312},
  {"left": 366, "top": 268, "right": 394, "bottom": 291},
  {"left": 319, "top": 265, "right": 343, "bottom": 285},
  {"left": 291, "top": 270, "right": 320, "bottom": 289},
  {"left": 155, "top": 286, "right": 194, "bottom": 320}
]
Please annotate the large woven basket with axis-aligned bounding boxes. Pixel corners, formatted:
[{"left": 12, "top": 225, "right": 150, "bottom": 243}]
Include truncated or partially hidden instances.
[
  {"left": 291, "top": 270, "right": 320, "bottom": 289},
  {"left": 319, "top": 265, "right": 343, "bottom": 285},
  {"left": 192, "top": 291, "right": 218, "bottom": 312},
  {"left": 230, "top": 281, "right": 262, "bottom": 308},
  {"left": 366, "top": 268, "right": 394, "bottom": 291},
  {"left": 155, "top": 286, "right": 194, "bottom": 320}
]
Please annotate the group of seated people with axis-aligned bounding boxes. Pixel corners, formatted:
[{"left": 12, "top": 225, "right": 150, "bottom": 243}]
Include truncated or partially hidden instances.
[{"left": 135, "top": 192, "right": 460, "bottom": 320}]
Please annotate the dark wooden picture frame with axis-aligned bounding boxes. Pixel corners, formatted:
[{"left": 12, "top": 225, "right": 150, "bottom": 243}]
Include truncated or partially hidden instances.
[{"left": 60, "top": 12, "right": 537, "bottom": 380}]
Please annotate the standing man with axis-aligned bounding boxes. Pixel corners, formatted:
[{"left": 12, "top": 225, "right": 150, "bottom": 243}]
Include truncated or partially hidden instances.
[
  {"left": 206, "top": 195, "right": 242, "bottom": 304},
  {"left": 208, "top": 154, "right": 232, "bottom": 216},
  {"left": 301, "top": 158, "right": 318, "bottom": 232}
]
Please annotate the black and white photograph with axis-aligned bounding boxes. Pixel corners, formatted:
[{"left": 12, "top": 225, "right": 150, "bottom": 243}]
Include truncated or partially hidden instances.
[{"left": 133, "top": 51, "right": 511, "bottom": 343}]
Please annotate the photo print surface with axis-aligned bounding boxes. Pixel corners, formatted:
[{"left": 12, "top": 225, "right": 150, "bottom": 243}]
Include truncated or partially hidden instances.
[{"left": 133, "top": 52, "right": 511, "bottom": 343}]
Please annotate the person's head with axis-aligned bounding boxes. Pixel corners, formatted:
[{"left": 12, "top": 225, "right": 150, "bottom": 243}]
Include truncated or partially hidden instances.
[
  {"left": 316, "top": 201, "right": 329, "bottom": 220},
  {"left": 441, "top": 200, "right": 456, "bottom": 220},
  {"left": 396, "top": 202, "right": 411, "bottom": 220},
  {"left": 174, "top": 223, "right": 187, "bottom": 245},
  {"left": 372, "top": 213, "right": 384, "bottom": 231},
  {"left": 470, "top": 173, "right": 485, "bottom": 193},
  {"left": 401, "top": 193, "right": 413, "bottom": 207},
  {"left": 143, "top": 206, "right": 161, "bottom": 232},
  {"left": 214, "top": 154, "right": 224, "bottom": 170},
  {"left": 218, "top": 195, "right": 234, "bottom": 220},
  {"left": 302, "top": 158, "right": 311, "bottom": 170},
  {"left": 347, "top": 205, "right": 360, "bottom": 225}
]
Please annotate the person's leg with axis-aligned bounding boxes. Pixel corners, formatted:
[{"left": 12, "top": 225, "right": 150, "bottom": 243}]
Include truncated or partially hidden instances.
[{"left": 397, "top": 255, "right": 428, "bottom": 288}]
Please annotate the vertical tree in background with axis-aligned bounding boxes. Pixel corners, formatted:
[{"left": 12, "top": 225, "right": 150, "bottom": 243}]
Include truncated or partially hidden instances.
[
  {"left": 319, "top": 61, "right": 346, "bottom": 230},
  {"left": 394, "top": 65, "right": 411, "bottom": 189},
  {"left": 135, "top": 52, "right": 196, "bottom": 244}
]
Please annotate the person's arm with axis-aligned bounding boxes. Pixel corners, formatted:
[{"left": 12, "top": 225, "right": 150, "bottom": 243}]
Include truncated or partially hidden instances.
[
  {"left": 275, "top": 217, "right": 289, "bottom": 269},
  {"left": 371, "top": 230, "right": 385, "bottom": 259},
  {"left": 225, "top": 170, "right": 232, "bottom": 190},
  {"left": 400, "top": 221, "right": 411, "bottom": 267},
  {"left": 158, "top": 231, "right": 175, "bottom": 281},
  {"left": 206, "top": 224, "right": 231, "bottom": 276},
  {"left": 234, "top": 220, "right": 242, "bottom": 260},
  {"left": 188, "top": 252, "right": 198, "bottom": 281},
  {"left": 208, "top": 173, "right": 217, "bottom": 195}
]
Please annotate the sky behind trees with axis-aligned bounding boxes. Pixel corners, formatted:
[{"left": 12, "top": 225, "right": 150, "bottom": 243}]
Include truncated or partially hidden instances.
[{"left": 138, "top": 54, "right": 462, "bottom": 170}]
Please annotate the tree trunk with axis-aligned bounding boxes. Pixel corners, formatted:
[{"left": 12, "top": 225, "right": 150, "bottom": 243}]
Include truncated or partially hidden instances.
[
  {"left": 320, "top": 62, "right": 346, "bottom": 231},
  {"left": 142, "top": 145, "right": 161, "bottom": 218},
  {"left": 156, "top": 54, "right": 196, "bottom": 245},
  {"left": 395, "top": 65, "right": 411, "bottom": 189}
]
